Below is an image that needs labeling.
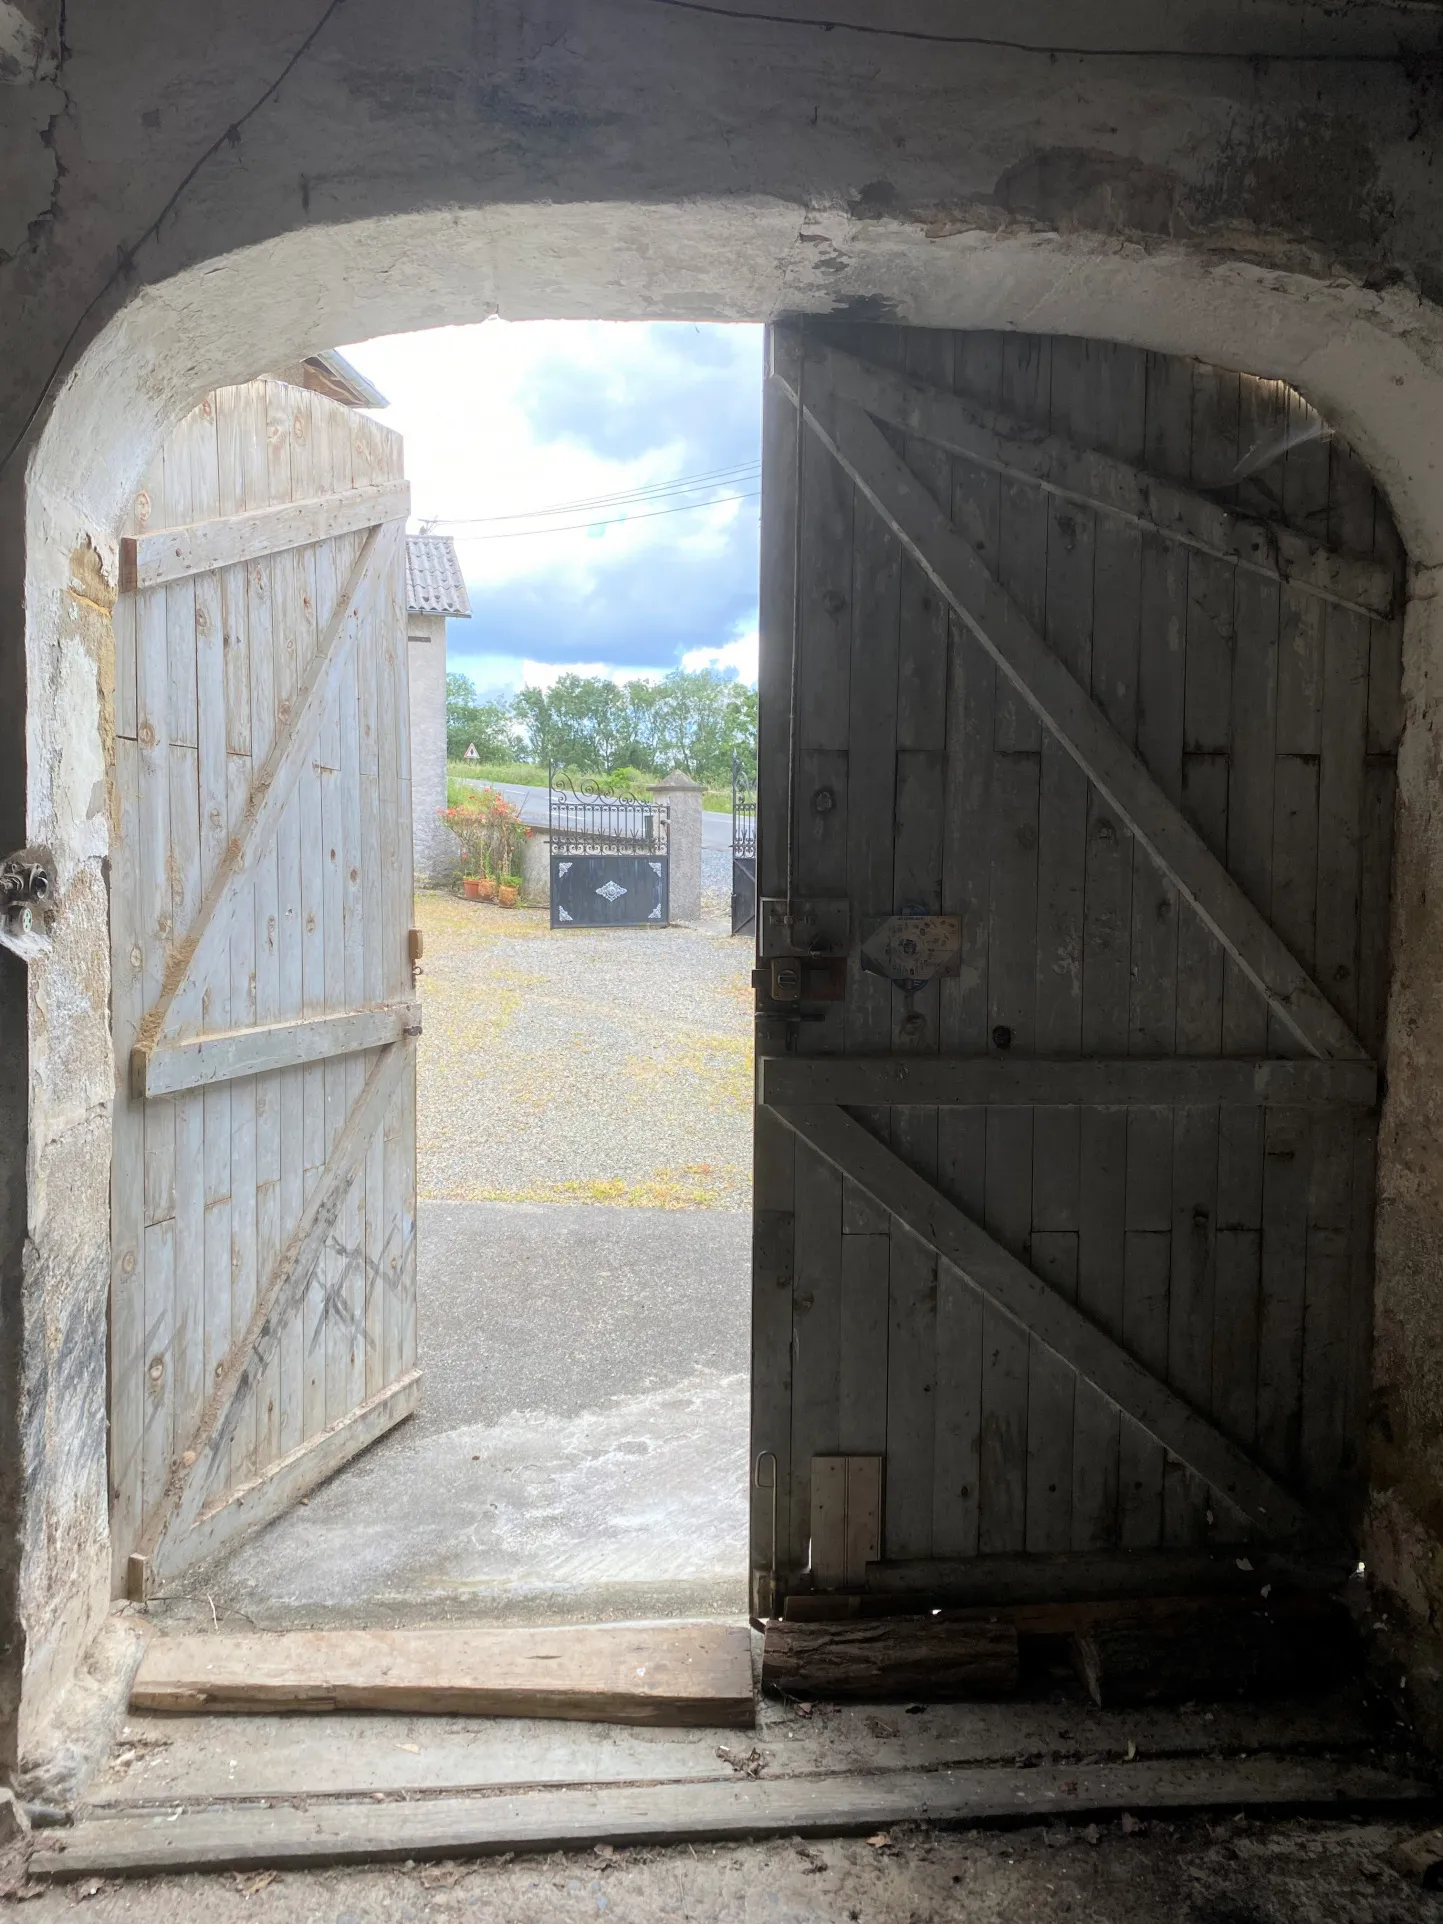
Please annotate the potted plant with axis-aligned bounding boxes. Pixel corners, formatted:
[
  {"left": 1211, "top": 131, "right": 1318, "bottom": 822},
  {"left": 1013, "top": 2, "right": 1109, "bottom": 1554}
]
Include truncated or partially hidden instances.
[
  {"left": 497, "top": 874, "right": 522, "bottom": 909},
  {"left": 440, "top": 790, "right": 527, "bottom": 905}
]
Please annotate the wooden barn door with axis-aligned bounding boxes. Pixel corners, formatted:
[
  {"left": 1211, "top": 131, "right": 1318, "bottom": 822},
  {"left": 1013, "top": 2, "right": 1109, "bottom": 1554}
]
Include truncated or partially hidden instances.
[
  {"left": 109, "top": 378, "right": 419, "bottom": 1596},
  {"left": 751, "top": 323, "right": 1402, "bottom": 1612}
]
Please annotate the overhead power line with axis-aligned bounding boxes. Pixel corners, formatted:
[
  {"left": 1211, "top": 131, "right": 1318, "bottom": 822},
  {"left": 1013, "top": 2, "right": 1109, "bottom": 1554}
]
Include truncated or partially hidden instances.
[
  {"left": 423, "top": 462, "right": 759, "bottom": 528},
  {"left": 429, "top": 489, "right": 760, "bottom": 539}
]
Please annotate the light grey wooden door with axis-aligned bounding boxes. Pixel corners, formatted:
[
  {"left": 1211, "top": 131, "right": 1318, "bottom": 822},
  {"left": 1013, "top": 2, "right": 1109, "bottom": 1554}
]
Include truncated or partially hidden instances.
[
  {"left": 109, "top": 378, "right": 419, "bottom": 1596},
  {"left": 751, "top": 323, "right": 1402, "bottom": 1610}
]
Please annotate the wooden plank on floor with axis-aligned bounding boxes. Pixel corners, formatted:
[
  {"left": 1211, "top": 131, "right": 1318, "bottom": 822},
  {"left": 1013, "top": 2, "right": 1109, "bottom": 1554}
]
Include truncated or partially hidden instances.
[
  {"left": 130, "top": 1622, "right": 755, "bottom": 1725},
  {"left": 35, "top": 1756, "right": 1435, "bottom": 1879}
]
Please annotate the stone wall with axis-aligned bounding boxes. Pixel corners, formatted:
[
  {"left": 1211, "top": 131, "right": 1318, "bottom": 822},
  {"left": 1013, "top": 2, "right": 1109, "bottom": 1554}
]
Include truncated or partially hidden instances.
[
  {"left": 408, "top": 613, "right": 456, "bottom": 886},
  {"left": 12, "top": 0, "right": 1443, "bottom": 1776}
]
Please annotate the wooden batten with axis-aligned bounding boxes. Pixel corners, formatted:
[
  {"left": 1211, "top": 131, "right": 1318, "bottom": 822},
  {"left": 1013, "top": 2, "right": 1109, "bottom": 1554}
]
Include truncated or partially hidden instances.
[
  {"left": 859, "top": 1547, "right": 1358, "bottom": 1608},
  {"left": 119, "top": 481, "right": 410, "bottom": 591}
]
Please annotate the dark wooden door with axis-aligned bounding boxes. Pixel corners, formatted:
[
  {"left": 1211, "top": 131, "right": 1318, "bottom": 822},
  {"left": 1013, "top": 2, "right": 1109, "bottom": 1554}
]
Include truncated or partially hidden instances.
[{"left": 750, "top": 323, "right": 1402, "bottom": 1612}]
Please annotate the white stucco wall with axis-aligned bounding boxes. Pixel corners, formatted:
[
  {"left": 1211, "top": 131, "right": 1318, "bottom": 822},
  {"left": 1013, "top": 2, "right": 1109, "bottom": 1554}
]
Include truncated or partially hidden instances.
[{"left": 407, "top": 611, "right": 456, "bottom": 885}]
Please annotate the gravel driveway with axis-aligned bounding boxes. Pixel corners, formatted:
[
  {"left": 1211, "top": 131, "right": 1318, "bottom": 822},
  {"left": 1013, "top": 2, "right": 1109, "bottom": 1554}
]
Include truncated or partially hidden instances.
[{"left": 415, "top": 890, "right": 754, "bottom": 1208}]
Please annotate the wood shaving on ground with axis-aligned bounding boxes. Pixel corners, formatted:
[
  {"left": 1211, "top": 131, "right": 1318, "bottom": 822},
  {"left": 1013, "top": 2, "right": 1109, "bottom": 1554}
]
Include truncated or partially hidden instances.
[
  {"left": 420, "top": 1863, "right": 465, "bottom": 1889},
  {"left": 232, "top": 1869, "right": 277, "bottom": 1896}
]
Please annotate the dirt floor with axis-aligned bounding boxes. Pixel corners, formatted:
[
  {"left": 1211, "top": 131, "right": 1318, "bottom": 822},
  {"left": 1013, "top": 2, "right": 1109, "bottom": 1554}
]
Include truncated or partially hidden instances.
[{"left": 10, "top": 1817, "right": 1443, "bottom": 1920}]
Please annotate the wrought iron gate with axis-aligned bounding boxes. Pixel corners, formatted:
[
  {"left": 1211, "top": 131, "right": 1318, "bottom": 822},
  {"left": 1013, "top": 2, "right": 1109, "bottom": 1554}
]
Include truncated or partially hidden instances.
[
  {"left": 549, "top": 774, "right": 670, "bottom": 929},
  {"left": 731, "top": 751, "right": 756, "bottom": 939}
]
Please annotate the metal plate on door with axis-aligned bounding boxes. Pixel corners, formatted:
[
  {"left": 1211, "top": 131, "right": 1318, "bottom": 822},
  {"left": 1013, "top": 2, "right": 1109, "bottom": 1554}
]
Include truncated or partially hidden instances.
[{"left": 860, "top": 915, "right": 962, "bottom": 985}]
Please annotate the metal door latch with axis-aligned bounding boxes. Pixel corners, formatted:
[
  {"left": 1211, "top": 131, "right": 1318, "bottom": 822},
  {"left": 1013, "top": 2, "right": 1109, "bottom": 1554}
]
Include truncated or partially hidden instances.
[{"left": 0, "top": 848, "right": 55, "bottom": 961}]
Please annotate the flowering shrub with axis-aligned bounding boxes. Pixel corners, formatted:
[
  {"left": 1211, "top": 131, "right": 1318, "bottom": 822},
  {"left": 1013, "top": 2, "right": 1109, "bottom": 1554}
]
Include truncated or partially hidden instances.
[{"left": 440, "top": 787, "right": 528, "bottom": 880}]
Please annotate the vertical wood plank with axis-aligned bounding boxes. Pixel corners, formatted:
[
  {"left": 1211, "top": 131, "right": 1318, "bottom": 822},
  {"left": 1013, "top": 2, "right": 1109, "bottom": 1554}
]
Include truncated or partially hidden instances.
[
  {"left": 1166, "top": 755, "right": 1226, "bottom": 1545},
  {"left": 142, "top": 1217, "right": 176, "bottom": 1528},
  {"left": 1256, "top": 1106, "right": 1311, "bottom": 1489},
  {"left": 1069, "top": 347, "right": 1147, "bottom": 1553},
  {"left": 1315, "top": 606, "right": 1368, "bottom": 1036},
  {"left": 758, "top": 340, "right": 798, "bottom": 905},
  {"left": 1026, "top": 1231, "right": 1077, "bottom": 1552},
  {"left": 109, "top": 734, "right": 146, "bottom": 1583},
  {"left": 838, "top": 1231, "right": 889, "bottom": 1453},
  {"left": 884, "top": 1219, "right": 938, "bottom": 1562},
  {"left": 270, "top": 387, "right": 307, "bottom": 1459},
  {"left": 790, "top": 1139, "right": 842, "bottom": 1573},
  {"left": 1016, "top": 342, "right": 1101, "bottom": 1555},
  {"left": 217, "top": 384, "right": 261, "bottom": 1488},
  {"left": 993, "top": 335, "right": 1050, "bottom": 754},
  {"left": 1301, "top": 1110, "right": 1354, "bottom": 1503},
  {"left": 844, "top": 484, "right": 898, "bottom": 1067},
  {"left": 752, "top": 1099, "right": 796, "bottom": 1586},
  {"left": 979, "top": 748, "right": 1038, "bottom": 1554},
  {"left": 290, "top": 393, "right": 328, "bottom": 1439},
  {"left": 1114, "top": 350, "right": 1192, "bottom": 1552}
]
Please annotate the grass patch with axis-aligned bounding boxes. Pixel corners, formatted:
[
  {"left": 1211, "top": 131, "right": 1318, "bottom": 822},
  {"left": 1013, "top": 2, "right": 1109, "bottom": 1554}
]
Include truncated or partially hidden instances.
[
  {"left": 448, "top": 764, "right": 736, "bottom": 813},
  {"left": 447, "top": 760, "right": 549, "bottom": 786}
]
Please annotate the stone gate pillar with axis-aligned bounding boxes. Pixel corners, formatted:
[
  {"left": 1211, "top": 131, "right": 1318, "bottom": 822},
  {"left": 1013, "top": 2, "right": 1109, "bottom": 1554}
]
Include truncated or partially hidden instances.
[{"left": 650, "top": 770, "right": 703, "bottom": 925}]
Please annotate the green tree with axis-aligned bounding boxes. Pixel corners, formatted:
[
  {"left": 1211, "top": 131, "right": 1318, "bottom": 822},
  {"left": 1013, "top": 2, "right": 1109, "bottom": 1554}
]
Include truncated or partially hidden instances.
[
  {"left": 507, "top": 666, "right": 757, "bottom": 783},
  {"left": 628, "top": 669, "right": 756, "bottom": 784},
  {"left": 446, "top": 672, "right": 516, "bottom": 762}
]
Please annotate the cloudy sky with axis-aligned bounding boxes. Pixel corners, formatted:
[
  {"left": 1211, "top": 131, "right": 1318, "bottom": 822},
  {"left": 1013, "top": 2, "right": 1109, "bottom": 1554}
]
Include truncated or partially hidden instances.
[{"left": 340, "top": 320, "right": 763, "bottom": 697}]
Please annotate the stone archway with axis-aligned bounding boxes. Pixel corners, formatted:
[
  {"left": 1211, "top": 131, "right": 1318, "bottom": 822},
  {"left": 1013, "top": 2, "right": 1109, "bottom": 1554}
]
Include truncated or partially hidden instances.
[{"left": 15, "top": 206, "right": 1443, "bottom": 1771}]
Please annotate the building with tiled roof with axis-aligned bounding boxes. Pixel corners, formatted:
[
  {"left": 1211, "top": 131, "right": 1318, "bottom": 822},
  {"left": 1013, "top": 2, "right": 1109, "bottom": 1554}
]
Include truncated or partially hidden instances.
[
  {"left": 407, "top": 536, "right": 472, "bottom": 882},
  {"left": 406, "top": 535, "right": 473, "bottom": 619}
]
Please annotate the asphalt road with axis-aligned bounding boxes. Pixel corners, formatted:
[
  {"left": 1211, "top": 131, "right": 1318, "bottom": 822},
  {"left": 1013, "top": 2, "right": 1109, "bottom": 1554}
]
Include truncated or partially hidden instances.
[{"left": 465, "top": 778, "right": 736, "bottom": 849}]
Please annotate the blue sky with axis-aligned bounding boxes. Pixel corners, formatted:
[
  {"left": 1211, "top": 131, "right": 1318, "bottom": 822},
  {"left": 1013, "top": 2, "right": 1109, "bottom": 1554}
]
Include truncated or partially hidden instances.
[{"left": 340, "top": 321, "right": 763, "bottom": 697}]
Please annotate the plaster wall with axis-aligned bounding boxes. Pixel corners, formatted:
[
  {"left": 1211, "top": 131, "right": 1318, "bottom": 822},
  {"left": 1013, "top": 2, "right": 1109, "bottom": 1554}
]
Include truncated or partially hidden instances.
[
  {"left": 409, "top": 613, "right": 455, "bottom": 887},
  {"left": 10, "top": 0, "right": 1443, "bottom": 1775}
]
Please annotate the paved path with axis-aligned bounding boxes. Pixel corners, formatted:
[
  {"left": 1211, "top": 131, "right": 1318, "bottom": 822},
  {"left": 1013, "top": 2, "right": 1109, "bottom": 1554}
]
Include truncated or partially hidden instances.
[
  {"left": 177, "top": 1204, "right": 750, "bottom": 1627},
  {"left": 173, "top": 893, "right": 754, "bottom": 1628}
]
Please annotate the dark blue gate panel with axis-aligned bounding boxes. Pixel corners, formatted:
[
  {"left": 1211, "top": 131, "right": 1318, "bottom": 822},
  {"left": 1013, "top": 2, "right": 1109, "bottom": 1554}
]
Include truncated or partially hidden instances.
[
  {"left": 731, "top": 855, "right": 756, "bottom": 940},
  {"left": 551, "top": 854, "right": 669, "bottom": 929}
]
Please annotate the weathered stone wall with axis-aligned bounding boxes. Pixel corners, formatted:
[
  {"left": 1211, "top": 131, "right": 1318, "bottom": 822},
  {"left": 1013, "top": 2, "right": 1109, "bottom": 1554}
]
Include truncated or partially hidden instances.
[
  {"left": 11, "top": 0, "right": 1443, "bottom": 1775},
  {"left": 408, "top": 613, "right": 456, "bottom": 887}
]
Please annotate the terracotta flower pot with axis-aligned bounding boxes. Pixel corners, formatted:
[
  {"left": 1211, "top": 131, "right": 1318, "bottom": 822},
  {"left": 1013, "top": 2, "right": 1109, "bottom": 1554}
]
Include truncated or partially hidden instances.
[
  {"left": 497, "top": 884, "right": 519, "bottom": 909},
  {"left": 477, "top": 876, "right": 498, "bottom": 903},
  {"left": 462, "top": 876, "right": 483, "bottom": 900}
]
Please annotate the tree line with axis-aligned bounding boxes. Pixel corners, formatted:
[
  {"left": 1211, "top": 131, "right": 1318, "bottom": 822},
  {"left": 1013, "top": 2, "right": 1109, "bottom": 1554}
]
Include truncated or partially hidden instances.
[{"left": 447, "top": 667, "right": 757, "bottom": 785}]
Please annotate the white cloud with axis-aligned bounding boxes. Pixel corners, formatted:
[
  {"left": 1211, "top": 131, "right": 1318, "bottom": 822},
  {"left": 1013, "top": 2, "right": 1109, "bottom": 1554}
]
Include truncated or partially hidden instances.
[
  {"left": 520, "top": 660, "right": 664, "bottom": 692},
  {"left": 681, "top": 626, "right": 758, "bottom": 685},
  {"left": 340, "top": 320, "right": 754, "bottom": 590}
]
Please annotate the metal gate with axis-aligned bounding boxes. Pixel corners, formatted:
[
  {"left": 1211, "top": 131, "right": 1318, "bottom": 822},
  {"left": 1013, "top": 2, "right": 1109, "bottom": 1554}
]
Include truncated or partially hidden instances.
[
  {"left": 549, "top": 775, "right": 670, "bottom": 929},
  {"left": 731, "top": 751, "right": 757, "bottom": 939}
]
